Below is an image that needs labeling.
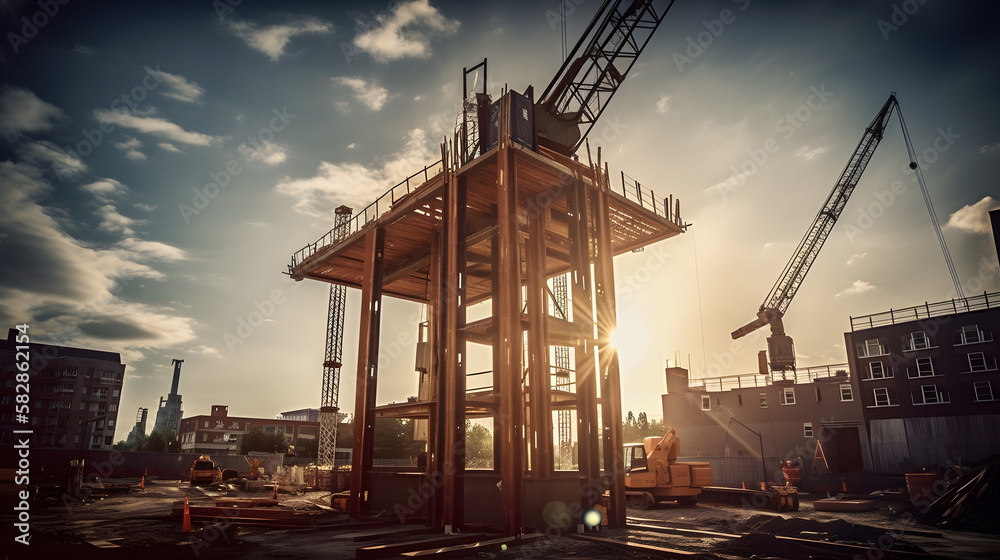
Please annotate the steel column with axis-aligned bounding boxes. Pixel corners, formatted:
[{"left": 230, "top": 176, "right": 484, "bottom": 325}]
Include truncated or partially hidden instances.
[
  {"left": 567, "top": 171, "right": 600, "bottom": 515},
  {"left": 427, "top": 229, "right": 444, "bottom": 527},
  {"left": 349, "top": 226, "right": 386, "bottom": 517},
  {"left": 442, "top": 168, "right": 468, "bottom": 530},
  {"left": 526, "top": 207, "right": 553, "bottom": 479},
  {"left": 593, "top": 184, "right": 626, "bottom": 528},
  {"left": 495, "top": 95, "right": 525, "bottom": 536}
]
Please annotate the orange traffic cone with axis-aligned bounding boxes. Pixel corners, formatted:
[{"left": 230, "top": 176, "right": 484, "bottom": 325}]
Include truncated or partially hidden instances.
[
  {"left": 842, "top": 481, "right": 848, "bottom": 492},
  {"left": 742, "top": 482, "right": 746, "bottom": 490},
  {"left": 182, "top": 496, "right": 192, "bottom": 532},
  {"left": 140, "top": 476, "right": 144, "bottom": 490},
  {"left": 272, "top": 482, "right": 278, "bottom": 499}
]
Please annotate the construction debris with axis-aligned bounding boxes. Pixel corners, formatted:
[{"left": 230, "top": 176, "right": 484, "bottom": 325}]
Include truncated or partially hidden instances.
[{"left": 920, "top": 460, "right": 1000, "bottom": 534}]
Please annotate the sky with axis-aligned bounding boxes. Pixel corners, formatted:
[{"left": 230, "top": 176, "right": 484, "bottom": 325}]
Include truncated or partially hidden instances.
[{"left": 1, "top": 0, "right": 999, "bottom": 442}]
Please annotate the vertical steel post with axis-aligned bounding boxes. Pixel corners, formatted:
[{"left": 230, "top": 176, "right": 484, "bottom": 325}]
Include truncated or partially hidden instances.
[
  {"left": 526, "top": 208, "right": 553, "bottom": 479},
  {"left": 593, "top": 184, "right": 626, "bottom": 528},
  {"left": 348, "top": 226, "right": 385, "bottom": 517},
  {"left": 495, "top": 93, "right": 525, "bottom": 536}
]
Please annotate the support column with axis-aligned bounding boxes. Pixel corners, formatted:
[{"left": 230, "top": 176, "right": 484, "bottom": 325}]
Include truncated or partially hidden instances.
[
  {"left": 526, "top": 207, "right": 553, "bottom": 479},
  {"left": 348, "top": 226, "right": 385, "bottom": 517},
  {"left": 427, "top": 230, "right": 443, "bottom": 528},
  {"left": 567, "top": 172, "right": 600, "bottom": 515},
  {"left": 441, "top": 169, "right": 468, "bottom": 530},
  {"left": 495, "top": 95, "right": 525, "bottom": 536},
  {"left": 593, "top": 185, "right": 626, "bottom": 528}
]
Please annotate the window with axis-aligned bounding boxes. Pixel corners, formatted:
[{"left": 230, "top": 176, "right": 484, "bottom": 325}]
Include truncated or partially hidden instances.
[
  {"left": 960, "top": 325, "right": 982, "bottom": 344},
  {"left": 974, "top": 381, "right": 994, "bottom": 402},
  {"left": 815, "top": 387, "right": 822, "bottom": 403},
  {"left": 109, "top": 404, "right": 117, "bottom": 413},
  {"left": 912, "top": 357, "right": 935, "bottom": 378},
  {"left": 701, "top": 396, "right": 711, "bottom": 411},
  {"left": 759, "top": 392, "right": 768, "bottom": 408},
  {"left": 969, "top": 352, "right": 990, "bottom": 372},
  {"left": 908, "top": 331, "right": 930, "bottom": 350},
  {"left": 112, "top": 389, "right": 120, "bottom": 398},
  {"left": 869, "top": 362, "right": 890, "bottom": 379},
  {"left": 857, "top": 339, "right": 886, "bottom": 358},
  {"left": 873, "top": 387, "right": 892, "bottom": 407},
  {"left": 737, "top": 394, "right": 743, "bottom": 406},
  {"left": 917, "top": 385, "right": 948, "bottom": 405},
  {"left": 101, "top": 370, "right": 115, "bottom": 382},
  {"left": 781, "top": 387, "right": 796, "bottom": 405},
  {"left": 840, "top": 384, "right": 854, "bottom": 401},
  {"left": 803, "top": 422, "right": 814, "bottom": 438}
]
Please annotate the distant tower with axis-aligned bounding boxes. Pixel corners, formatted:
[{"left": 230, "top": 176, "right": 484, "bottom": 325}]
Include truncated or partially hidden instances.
[
  {"left": 318, "top": 206, "right": 353, "bottom": 466},
  {"left": 126, "top": 407, "right": 148, "bottom": 448},
  {"left": 153, "top": 359, "right": 184, "bottom": 435}
]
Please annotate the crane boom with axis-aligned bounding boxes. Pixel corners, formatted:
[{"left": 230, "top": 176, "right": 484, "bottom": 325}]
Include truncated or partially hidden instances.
[
  {"left": 732, "top": 94, "right": 898, "bottom": 370},
  {"left": 535, "top": 0, "right": 676, "bottom": 153}
]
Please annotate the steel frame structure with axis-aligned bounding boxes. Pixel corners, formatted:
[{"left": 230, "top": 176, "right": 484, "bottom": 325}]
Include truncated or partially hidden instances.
[{"left": 288, "top": 92, "right": 687, "bottom": 536}]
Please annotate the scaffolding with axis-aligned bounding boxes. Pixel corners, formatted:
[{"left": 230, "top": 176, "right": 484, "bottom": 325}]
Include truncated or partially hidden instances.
[{"left": 317, "top": 206, "right": 352, "bottom": 467}]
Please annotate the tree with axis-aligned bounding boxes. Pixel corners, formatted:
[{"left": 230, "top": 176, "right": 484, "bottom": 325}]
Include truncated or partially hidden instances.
[
  {"left": 373, "top": 418, "right": 424, "bottom": 460},
  {"left": 240, "top": 427, "right": 287, "bottom": 454},
  {"left": 622, "top": 412, "right": 665, "bottom": 444},
  {"left": 465, "top": 420, "right": 493, "bottom": 469},
  {"left": 139, "top": 430, "right": 179, "bottom": 453}
]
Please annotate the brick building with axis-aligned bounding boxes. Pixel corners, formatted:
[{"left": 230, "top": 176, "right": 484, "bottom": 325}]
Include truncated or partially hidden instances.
[
  {"left": 0, "top": 328, "right": 125, "bottom": 450},
  {"left": 661, "top": 364, "right": 870, "bottom": 474},
  {"left": 845, "top": 291, "right": 1000, "bottom": 471},
  {"left": 177, "top": 404, "right": 319, "bottom": 455}
]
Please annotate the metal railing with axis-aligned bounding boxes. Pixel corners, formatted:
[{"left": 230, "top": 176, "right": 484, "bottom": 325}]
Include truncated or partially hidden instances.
[
  {"left": 689, "top": 363, "right": 850, "bottom": 392},
  {"left": 620, "top": 171, "right": 685, "bottom": 228},
  {"left": 288, "top": 159, "right": 444, "bottom": 272},
  {"left": 850, "top": 291, "right": 1000, "bottom": 331}
]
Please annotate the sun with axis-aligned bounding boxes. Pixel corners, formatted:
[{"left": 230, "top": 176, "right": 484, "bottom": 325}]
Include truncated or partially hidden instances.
[{"left": 607, "top": 322, "right": 649, "bottom": 362}]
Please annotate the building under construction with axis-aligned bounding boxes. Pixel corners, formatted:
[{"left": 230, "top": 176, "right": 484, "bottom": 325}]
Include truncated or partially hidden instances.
[{"left": 287, "top": 0, "right": 688, "bottom": 536}]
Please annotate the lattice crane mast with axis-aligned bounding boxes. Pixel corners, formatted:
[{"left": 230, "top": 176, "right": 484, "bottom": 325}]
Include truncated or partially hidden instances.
[
  {"left": 318, "top": 205, "right": 353, "bottom": 467},
  {"left": 731, "top": 95, "right": 898, "bottom": 372},
  {"left": 731, "top": 93, "right": 966, "bottom": 373},
  {"left": 535, "top": 0, "right": 676, "bottom": 154}
]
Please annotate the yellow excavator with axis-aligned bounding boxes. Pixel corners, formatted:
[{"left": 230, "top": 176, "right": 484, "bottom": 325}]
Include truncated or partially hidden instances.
[{"left": 623, "top": 429, "right": 713, "bottom": 508}]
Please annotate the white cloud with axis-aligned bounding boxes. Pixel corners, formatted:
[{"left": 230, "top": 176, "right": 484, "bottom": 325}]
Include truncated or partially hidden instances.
[
  {"left": 655, "top": 95, "right": 671, "bottom": 113},
  {"left": 846, "top": 252, "right": 868, "bottom": 266},
  {"left": 946, "top": 196, "right": 1000, "bottom": 234},
  {"left": 353, "top": 0, "right": 459, "bottom": 62},
  {"left": 333, "top": 100, "right": 351, "bottom": 114},
  {"left": 979, "top": 143, "right": 1000, "bottom": 154},
  {"left": 241, "top": 140, "right": 287, "bottom": 165},
  {"left": 134, "top": 203, "right": 156, "bottom": 211},
  {"left": 347, "top": 142, "right": 357, "bottom": 150},
  {"left": 94, "top": 109, "right": 225, "bottom": 146},
  {"left": 0, "top": 86, "right": 63, "bottom": 137},
  {"left": 116, "top": 238, "right": 187, "bottom": 261},
  {"left": 19, "top": 141, "right": 87, "bottom": 178},
  {"left": 158, "top": 142, "right": 181, "bottom": 153},
  {"left": 276, "top": 128, "right": 435, "bottom": 216},
  {"left": 226, "top": 16, "right": 331, "bottom": 61},
  {"left": 97, "top": 204, "right": 140, "bottom": 234},
  {"left": 333, "top": 76, "right": 391, "bottom": 111},
  {"left": 142, "top": 66, "right": 205, "bottom": 104},
  {"left": 0, "top": 162, "right": 195, "bottom": 352},
  {"left": 835, "top": 280, "right": 876, "bottom": 297},
  {"left": 794, "top": 145, "right": 830, "bottom": 161},
  {"left": 82, "top": 178, "right": 129, "bottom": 203},
  {"left": 115, "top": 137, "right": 147, "bottom": 160}
]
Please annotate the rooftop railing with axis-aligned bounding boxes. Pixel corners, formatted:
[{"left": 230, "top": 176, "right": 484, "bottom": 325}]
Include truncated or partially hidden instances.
[
  {"left": 620, "top": 171, "right": 685, "bottom": 228},
  {"left": 689, "top": 363, "right": 850, "bottom": 392},
  {"left": 850, "top": 291, "right": 1000, "bottom": 331}
]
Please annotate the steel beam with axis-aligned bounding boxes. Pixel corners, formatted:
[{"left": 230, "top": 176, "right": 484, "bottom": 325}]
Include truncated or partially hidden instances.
[
  {"left": 592, "top": 184, "right": 626, "bottom": 528},
  {"left": 349, "top": 226, "right": 386, "bottom": 517},
  {"left": 567, "top": 170, "right": 601, "bottom": 516},
  {"left": 526, "top": 208, "right": 553, "bottom": 479},
  {"left": 441, "top": 169, "right": 468, "bottom": 529},
  {"left": 495, "top": 96, "right": 525, "bottom": 536}
]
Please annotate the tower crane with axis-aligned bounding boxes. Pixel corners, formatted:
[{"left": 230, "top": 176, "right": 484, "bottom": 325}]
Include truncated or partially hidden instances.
[
  {"left": 317, "top": 205, "right": 353, "bottom": 466},
  {"left": 535, "top": 0, "right": 676, "bottom": 154},
  {"left": 732, "top": 93, "right": 964, "bottom": 372}
]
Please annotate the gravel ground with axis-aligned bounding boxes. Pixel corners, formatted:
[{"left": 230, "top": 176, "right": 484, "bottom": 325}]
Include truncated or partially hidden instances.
[{"left": 5, "top": 482, "right": 1000, "bottom": 560}]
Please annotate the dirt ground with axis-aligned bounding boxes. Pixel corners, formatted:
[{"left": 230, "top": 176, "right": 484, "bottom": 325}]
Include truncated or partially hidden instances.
[{"left": 3, "top": 480, "right": 999, "bottom": 560}]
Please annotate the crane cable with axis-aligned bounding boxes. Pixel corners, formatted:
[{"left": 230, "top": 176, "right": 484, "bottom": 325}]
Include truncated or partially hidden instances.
[{"left": 895, "top": 102, "right": 966, "bottom": 299}]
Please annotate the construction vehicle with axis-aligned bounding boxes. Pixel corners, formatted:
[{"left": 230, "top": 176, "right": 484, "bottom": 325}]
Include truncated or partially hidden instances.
[
  {"left": 190, "top": 455, "right": 221, "bottom": 485},
  {"left": 731, "top": 93, "right": 964, "bottom": 371},
  {"left": 623, "top": 429, "right": 713, "bottom": 508}
]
